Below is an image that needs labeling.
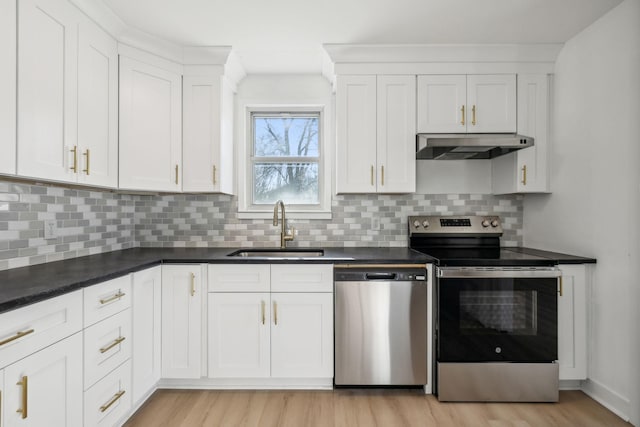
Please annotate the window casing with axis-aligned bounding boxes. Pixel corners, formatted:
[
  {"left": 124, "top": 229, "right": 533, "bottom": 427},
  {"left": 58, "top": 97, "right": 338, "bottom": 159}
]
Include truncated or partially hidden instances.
[{"left": 239, "top": 106, "right": 330, "bottom": 219}]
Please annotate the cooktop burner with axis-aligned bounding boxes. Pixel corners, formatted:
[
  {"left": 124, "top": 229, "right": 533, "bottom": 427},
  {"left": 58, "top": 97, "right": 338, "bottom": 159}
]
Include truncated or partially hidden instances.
[{"left": 408, "top": 215, "right": 557, "bottom": 267}]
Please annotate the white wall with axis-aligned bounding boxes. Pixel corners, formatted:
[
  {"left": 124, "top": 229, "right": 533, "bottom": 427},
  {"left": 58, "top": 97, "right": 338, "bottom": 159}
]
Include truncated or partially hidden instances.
[{"left": 523, "top": 0, "right": 640, "bottom": 423}]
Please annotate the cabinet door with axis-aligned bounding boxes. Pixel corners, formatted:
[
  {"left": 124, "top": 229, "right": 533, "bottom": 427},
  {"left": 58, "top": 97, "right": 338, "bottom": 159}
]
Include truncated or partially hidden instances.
[
  {"left": 119, "top": 56, "right": 182, "bottom": 192},
  {"left": 467, "top": 75, "right": 516, "bottom": 133},
  {"left": 0, "top": 369, "right": 3, "bottom": 426},
  {"left": 377, "top": 75, "right": 416, "bottom": 193},
  {"left": 131, "top": 267, "right": 161, "bottom": 404},
  {"left": 336, "top": 75, "right": 378, "bottom": 193},
  {"left": 182, "top": 74, "right": 221, "bottom": 192},
  {"left": 17, "top": 0, "right": 78, "bottom": 182},
  {"left": 558, "top": 265, "right": 588, "bottom": 380},
  {"left": 0, "top": 0, "right": 16, "bottom": 175},
  {"left": 271, "top": 293, "right": 333, "bottom": 378},
  {"left": 416, "top": 75, "right": 466, "bottom": 133},
  {"left": 4, "top": 333, "right": 82, "bottom": 427},
  {"left": 77, "top": 17, "right": 118, "bottom": 188},
  {"left": 208, "top": 293, "right": 270, "bottom": 378},
  {"left": 161, "top": 265, "right": 202, "bottom": 378}
]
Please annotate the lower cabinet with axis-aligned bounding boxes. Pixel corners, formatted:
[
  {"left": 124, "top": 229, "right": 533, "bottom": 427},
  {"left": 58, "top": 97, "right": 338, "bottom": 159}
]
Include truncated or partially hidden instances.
[
  {"left": 83, "top": 360, "right": 132, "bottom": 427},
  {"left": 3, "top": 333, "right": 83, "bottom": 427},
  {"left": 208, "top": 264, "right": 334, "bottom": 381},
  {"left": 131, "top": 266, "right": 162, "bottom": 404},
  {"left": 558, "top": 264, "right": 588, "bottom": 381},
  {"left": 162, "top": 265, "right": 203, "bottom": 379}
]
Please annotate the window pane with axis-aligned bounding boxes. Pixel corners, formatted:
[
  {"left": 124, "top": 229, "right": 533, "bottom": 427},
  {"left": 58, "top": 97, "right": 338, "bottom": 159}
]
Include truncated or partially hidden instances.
[
  {"left": 253, "top": 116, "right": 319, "bottom": 157},
  {"left": 253, "top": 162, "right": 319, "bottom": 205}
]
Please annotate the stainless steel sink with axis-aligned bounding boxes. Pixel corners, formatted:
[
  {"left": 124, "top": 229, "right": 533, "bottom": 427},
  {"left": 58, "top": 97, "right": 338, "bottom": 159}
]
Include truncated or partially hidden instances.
[{"left": 227, "top": 249, "right": 325, "bottom": 259}]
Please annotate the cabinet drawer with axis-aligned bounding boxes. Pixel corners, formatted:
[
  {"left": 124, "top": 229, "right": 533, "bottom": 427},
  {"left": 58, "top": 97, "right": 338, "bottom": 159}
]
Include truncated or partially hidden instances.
[
  {"left": 209, "top": 264, "right": 270, "bottom": 292},
  {"left": 0, "top": 290, "right": 83, "bottom": 368},
  {"left": 84, "top": 275, "right": 132, "bottom": 327},
  {"left": 271, "top": 264, "right": 333, "bottom": 292},
  {"left": 84, "top": 359, "right": 132, "bottom": 427},
  {"left": 84, "top": 309, "right": 132, "bottom": 389}
]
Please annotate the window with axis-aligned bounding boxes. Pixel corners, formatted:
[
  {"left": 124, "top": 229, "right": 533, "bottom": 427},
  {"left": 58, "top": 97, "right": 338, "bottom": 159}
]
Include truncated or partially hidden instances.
[{"left": 239, "top": 107, "right": 330, "bottom": 219}]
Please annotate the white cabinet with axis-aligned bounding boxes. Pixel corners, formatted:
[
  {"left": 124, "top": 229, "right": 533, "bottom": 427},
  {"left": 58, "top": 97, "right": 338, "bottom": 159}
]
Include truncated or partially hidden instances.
[
  {"left": 17, "top": 0, "right": 78, "bottom": 183},
  {"left": 208, "top": 292, "right": 271, "bottom": 378},
  {"left": 16, "top": 0, "right": 118, "bottom": 187},
  {"left": 492, "top": 74, "right": 550, "bottom": 194},
  {"left": 208, "top": 264, "right": 333, "bottom": 381},
  {"left": 417, "top": 74, "right": 516, "bottom": 133},
  {"left": 77, "top": 15, "right": 118, "bottom": 188},
  {"left": 83, "top": 360, "right": 131, "bottom": 427},
  {"left": 558, "top": 264, "right": 588, "bottom": 381},
  {"left": 3, "top": 333, "right": 82, "bottom": 427},
  {"left": 0, "top": 369, "right": 3, "bottom": 425},
  {"left": 161, "top": 265, "right": 203, "bottom": 378},
  {"left": 270, "top": 293, "right": 333, "bottom": 378},
  {"left": 119, "top": 56, "right": 182, "bottom": 192},
  {"left": 336, "top": 75, "right": 416, "bottom": 194},
  {"left": 131, "top": 266, "right": 161, "bottom": 404},
  {"left": 0, "top": 0, "right": 16, "bottom": 175},
  {"left": 182, "top": 70, "right": 234, "bottom": 194}
]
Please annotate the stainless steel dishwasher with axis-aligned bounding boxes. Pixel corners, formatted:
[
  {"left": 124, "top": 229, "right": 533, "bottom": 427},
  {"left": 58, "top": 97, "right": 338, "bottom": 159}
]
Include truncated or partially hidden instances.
[{"left": 334, "top": 264, "right": 428, "bottom": 386}]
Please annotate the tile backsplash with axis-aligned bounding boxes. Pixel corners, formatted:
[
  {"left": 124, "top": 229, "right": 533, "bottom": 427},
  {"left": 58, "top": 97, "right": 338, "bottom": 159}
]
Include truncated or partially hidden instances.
[{"left": 0, "top": 180, "right": 523, "bottom": 271}]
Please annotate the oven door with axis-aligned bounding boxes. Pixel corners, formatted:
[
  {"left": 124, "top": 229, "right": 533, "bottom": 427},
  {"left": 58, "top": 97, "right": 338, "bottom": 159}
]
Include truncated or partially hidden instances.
[{"left": 438, "top": 267, "right": 560, "bottom": 363}]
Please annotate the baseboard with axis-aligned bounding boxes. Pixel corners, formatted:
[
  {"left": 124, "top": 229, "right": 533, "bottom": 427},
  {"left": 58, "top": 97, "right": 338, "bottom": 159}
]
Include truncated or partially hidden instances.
[
  {"left": 581, "top": 378, "right": 630, "bottom": 422},
  {"left": 159, "top": 377, "right": 334, "bottom": 390},
  {"left": 559, "top": 380, "right": 582, "bottom": 390}
]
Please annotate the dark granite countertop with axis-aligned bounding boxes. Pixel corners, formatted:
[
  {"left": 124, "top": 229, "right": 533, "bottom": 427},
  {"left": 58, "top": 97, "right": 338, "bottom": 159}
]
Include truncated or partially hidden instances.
[
  {"left": 0, "top": 247, "right": 433, "bottom": 314},
  {"left": 504, "top": 247, "right": 597, "bottom": 264}
]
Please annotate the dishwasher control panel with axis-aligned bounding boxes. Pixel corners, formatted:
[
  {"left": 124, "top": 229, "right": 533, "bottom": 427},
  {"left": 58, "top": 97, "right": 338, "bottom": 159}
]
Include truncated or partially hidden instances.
[{"left": 334, "top": 267, "right": 427, "bottom": 282}]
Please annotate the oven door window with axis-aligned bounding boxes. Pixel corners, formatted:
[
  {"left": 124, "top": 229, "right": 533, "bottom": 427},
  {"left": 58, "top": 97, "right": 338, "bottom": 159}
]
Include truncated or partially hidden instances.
[{"left": 438, "top": 277, "right": 557, "bottom": 362}]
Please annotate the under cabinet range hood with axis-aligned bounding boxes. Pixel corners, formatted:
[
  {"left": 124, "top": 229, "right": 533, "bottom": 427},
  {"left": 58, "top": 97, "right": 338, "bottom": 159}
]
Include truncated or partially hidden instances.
[{"left": 416, "top": 134, "right": 534, "bottom": 160}]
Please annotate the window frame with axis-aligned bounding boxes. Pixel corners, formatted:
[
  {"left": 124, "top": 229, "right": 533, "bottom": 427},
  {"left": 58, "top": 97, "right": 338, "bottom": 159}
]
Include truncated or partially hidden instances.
[{"left": 238, "top": 105, "right": 331, "bottom": 219}]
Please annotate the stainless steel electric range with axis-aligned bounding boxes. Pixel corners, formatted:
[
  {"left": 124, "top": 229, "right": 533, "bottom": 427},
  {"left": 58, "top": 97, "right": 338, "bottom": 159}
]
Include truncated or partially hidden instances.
[{"left": 409, "top": 215, "right": 561, "bottom": 402}]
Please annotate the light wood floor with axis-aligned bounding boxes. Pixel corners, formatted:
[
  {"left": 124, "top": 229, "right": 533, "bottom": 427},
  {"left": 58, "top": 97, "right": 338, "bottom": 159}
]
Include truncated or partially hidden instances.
[{"left": 124, "top": 389, "right": 630, "bottom": 427}]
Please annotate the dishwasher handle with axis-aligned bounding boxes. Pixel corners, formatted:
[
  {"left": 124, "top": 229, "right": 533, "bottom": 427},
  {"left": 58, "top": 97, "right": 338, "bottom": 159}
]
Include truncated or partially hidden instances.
[{"left": 365, "top": 273, "right": 397, "bottom": 280}]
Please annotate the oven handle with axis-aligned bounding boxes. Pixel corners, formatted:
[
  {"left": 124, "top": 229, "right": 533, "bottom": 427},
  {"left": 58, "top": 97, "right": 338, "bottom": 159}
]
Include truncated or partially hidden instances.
[{"left": 438, "top": 267, "right": 561, "bottom": 279}]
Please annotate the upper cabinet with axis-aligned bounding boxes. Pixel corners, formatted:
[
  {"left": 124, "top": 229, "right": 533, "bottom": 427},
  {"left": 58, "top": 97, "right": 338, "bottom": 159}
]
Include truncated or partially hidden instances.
[
  {"left": 77, "top": 15, "right": 119, "bottom": 188},
  {"left": 336, "top": 75, "right": 416, "bottom": 194},
  {"left": 417, "top": 74, "right": 516, "bottom": 134},
  {"left": 492, "top": 74, "right": 550, "bottom": 194},
  {"left": 17, "top": 0, "right": 79, "bottom": 183},
  {"left": 16, "top": 0, "right": 118, "bottom": 187},
  {"left": 0, "top": 0, "right": 16, "bottom": 175},
  {"left": 182, "top": 69, "right": 235, "bottom": 194},
  {"left": 119, "top": 55, "right": 182, "bottom": 192}
]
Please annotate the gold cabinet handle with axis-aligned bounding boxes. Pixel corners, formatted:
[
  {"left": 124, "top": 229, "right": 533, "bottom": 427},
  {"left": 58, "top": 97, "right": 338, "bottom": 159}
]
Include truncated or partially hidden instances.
[
  {"left": 521, "top": 165, "right": 527, "bottom": 185},
  {"left": 100, "top": 390, "right": 125, "bottom": 413},
  {"left": 175, "top": 165, "right": 179, "bottom": 185},
  {"left": 273, "top": 301, "right": 278, "bottom": 325},
  {"left": 461, "top": 105, "right": 465, "bottom": 126},
  {"left": 190, "top": 272, "right": 196, "bottom": 297},
  {"left": 370, "top": 165, "right": 374, "bottom": 186},
  {"left": 472, "top": 105, "right": 477, "bottom": 126},
  {"left": 558, "top": 276, "right": 563, "bottom": 297},
  {"left": 100, "top": 336, "right": 125, "bottom": 354},
  {"left": 83, "top": 149, "right": 90, "bottom": 175},
  {"left": 381, "top": 165, "right": 385, "bottom": 186},
  {"left": 0, "top": 329, "right": 35, "bottom": 347},
  {"left": 261, "top": 300, "right": 265, "bottom": 325},
  {"left": 16, "top": 376, "right": 27, "bottom": 419},
  {"left": 100, "top": 291, "right": 125, "bottom": 305},
  {"left": 70, "top": 146, "right": 78, "bottom": 173},
  {"left": 213, "top": 165, "right": 217, "bottom": 185}
]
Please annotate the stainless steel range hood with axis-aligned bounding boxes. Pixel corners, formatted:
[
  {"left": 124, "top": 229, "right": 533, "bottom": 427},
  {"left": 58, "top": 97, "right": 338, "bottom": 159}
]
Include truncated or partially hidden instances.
[{"left": 416, "top": 134, "right": 534, "bottom": 160}]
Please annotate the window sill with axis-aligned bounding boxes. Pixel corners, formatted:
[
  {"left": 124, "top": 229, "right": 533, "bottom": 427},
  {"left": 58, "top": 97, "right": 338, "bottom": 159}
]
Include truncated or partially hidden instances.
[{"left": 237, "top": 210, "right": 332, "bottom": 220}]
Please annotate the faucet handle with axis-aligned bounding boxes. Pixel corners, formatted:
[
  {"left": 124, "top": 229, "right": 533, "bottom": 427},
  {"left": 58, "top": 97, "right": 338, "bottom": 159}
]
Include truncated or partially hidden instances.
[{"left": 285, "top": 226, "right": 295, "bottom": 241}]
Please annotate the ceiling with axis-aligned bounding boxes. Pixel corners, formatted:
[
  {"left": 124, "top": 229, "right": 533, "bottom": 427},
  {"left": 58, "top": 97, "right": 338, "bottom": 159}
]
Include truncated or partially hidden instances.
[{"left": 102, "top": 0, "right": 623, "bottom": 74}]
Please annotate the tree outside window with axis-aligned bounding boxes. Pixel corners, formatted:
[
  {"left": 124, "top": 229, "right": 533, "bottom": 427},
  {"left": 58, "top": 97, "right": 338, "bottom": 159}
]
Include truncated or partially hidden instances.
[{"left": 251, "top": 112, "right": 320, "bottom": 205}]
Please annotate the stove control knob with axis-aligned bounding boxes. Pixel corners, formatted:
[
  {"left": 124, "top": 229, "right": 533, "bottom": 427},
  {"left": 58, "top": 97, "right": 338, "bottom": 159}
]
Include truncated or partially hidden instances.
[
  {"left": 481, "top": 220, "right": 490, "bottom": 228},
  {"left": 491, "top": 220, "right": 500, "bottom": 228},
  {"left": 413, "top": 220, "right": 421, "bottom": 228},
  {"left": 422, "top": 220, "right": 430, "bottom": 228}
]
